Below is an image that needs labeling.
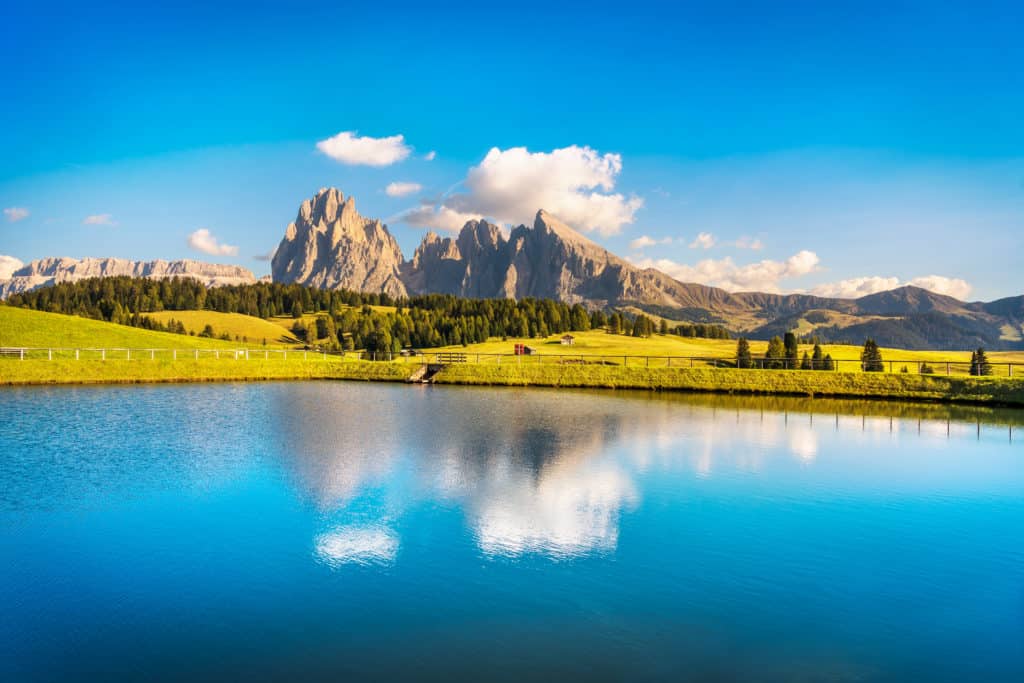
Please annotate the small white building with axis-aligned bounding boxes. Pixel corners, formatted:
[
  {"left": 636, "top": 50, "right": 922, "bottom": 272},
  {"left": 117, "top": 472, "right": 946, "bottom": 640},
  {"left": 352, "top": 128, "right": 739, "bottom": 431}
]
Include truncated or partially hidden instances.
[{"left": 560, "top": 334, "right": 575, "bottom": 345}]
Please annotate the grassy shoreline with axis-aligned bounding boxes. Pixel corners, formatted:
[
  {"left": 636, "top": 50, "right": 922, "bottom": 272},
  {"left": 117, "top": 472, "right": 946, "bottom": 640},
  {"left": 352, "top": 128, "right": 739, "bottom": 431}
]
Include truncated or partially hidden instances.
[
  {"left": 431, "top": 364, "right": 1024, "bottom": 406},
  {"left": 0, "top": 359, "right": 411, "bottom": 386},
  {"left": 3, "top": 358, "right": 1023, "bottom": 406}
]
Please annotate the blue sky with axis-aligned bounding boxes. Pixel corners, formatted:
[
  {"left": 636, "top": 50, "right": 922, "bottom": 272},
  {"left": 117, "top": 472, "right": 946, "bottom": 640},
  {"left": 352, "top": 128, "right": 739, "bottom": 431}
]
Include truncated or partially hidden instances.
[{"left": 1, "top": 0, "right": 1022, "bottom": 299}]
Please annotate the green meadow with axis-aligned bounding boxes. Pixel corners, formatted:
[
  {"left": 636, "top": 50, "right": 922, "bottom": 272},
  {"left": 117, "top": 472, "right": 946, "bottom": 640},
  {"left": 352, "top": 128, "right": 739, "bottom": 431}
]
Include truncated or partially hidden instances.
[{"left": 3, "top": 306, "right": 1023, "bottom": 405}]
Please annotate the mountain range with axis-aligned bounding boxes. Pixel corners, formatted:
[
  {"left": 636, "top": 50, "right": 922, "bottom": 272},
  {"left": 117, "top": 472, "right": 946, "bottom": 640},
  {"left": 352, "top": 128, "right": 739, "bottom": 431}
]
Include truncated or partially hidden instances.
[
  {"left": 271, "top": 188, "right": 1024, "bottom": 349},
  {"left": 2, "top": 187, "right": 1021, "bottom": 350},
  {"left": 0, "top": 257, "right": 258, "bottom": 299}
]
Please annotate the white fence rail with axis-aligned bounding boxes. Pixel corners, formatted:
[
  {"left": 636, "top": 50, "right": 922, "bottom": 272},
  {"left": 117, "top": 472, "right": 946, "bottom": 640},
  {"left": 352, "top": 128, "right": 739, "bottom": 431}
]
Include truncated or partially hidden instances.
[{"left": 0, "top": 347, "right": 334, "bottom": 361}]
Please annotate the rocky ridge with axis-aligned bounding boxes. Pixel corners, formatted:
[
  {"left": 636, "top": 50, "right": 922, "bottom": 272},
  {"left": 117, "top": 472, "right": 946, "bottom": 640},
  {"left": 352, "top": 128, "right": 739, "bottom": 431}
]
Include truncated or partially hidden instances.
[{"left": 0, "top": 257, "right": 256, "bottom": 298}]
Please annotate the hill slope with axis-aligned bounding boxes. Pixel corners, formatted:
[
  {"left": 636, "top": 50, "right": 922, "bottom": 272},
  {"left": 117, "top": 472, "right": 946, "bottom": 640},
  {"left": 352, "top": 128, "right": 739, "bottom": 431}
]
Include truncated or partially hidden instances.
[{"left": 0, "top": 306, "right": 242, "bottom": 349}]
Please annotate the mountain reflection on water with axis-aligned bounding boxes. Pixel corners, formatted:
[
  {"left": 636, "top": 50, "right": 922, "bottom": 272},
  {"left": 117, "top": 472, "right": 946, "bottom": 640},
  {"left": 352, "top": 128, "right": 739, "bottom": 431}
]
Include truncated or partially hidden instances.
[
  {"left": 264, "top": 384, "right": 1022, "bottom": 563},
  {"left": 2, "top": 382, "right": 1022, "bottom": 682}
]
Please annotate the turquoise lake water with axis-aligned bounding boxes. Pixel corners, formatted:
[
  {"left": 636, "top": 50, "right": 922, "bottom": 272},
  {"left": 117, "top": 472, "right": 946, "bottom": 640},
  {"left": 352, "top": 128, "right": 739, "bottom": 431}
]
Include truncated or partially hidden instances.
[{"left": 1, "top": 382, "right": 1022, "bottom": 681}]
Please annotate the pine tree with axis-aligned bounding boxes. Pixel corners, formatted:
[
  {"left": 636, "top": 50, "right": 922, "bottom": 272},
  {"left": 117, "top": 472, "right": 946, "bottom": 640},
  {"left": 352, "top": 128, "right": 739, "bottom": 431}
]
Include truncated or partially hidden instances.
[
  {"left": 860, "top": 338, "right": 884, "bottom": 372},
  {"left": 971, "top": 347, "right": 993, "bottom": 376},
  {"left": 783, "top": 332, "right": 799, "bottom": 369},
  {"left": 822, "top": 353, "right": 835, "bottom": 371},
  {"left": 800, "top": 351, "right": 812, "bottom": 370},
  {"left": 291, "top": 301, "right": 303, "bottom": 318},
  {"left": 764, "top": 336, "right": 786, "bottom": 369},
  {"left": 811, "top": 343, "right": 824, "bottom": 371},
  {"left": 736, "top": 338, "right": 753, "bottom": 369}
]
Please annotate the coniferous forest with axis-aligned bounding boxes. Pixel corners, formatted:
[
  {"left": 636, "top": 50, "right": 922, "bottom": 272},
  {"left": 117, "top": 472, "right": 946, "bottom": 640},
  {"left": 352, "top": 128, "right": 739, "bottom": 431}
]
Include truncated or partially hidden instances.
[{"left": 5, "top": 277, "right": 731, "bottom": 351}]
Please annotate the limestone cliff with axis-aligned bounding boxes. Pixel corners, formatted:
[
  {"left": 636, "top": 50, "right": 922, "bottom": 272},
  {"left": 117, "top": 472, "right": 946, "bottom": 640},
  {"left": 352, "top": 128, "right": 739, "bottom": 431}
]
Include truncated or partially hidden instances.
[
  {"left": 0, "top": 257, "right": 256, "bottom": 299},
  {"left": 271, "top": 187, "right": 407, "bottom": 297}
]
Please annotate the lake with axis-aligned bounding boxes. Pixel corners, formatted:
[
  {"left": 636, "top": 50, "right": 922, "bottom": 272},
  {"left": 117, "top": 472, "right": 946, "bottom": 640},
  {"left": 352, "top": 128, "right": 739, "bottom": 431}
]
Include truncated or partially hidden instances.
[{"left": 1, "top": 382, "right": 1022, "bottom": 682}]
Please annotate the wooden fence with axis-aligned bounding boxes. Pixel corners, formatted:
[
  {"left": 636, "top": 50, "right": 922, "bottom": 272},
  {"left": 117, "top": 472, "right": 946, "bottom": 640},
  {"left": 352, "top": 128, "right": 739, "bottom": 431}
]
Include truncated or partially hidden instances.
[{"left": 2, "top": 347, "right": 1020, "bottom": 377}]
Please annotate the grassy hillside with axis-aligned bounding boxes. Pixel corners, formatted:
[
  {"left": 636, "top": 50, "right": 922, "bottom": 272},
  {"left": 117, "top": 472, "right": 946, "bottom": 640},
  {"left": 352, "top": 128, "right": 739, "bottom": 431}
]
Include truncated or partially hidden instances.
[
  {"left": 146, "top": 310, "right": 298, "bottom": 346},
  {"left": 0, "top": 307, "right": 241, "bottom": 350}
]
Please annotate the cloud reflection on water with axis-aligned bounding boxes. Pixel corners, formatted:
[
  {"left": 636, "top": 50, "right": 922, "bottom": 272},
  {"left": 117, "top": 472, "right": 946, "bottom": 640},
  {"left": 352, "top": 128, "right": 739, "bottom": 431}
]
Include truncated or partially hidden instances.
[
  {"left": 267, "top": 386, "right": 1011, "bottom": 563},
  {"left": 314, "top": 525, "right": 399, "bottom": 568}
]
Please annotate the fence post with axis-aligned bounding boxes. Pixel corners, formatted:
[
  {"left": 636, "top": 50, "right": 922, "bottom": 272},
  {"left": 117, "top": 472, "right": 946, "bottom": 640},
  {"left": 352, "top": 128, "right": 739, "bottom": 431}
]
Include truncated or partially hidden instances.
[
  {"left": 1010, "top": 364, "right": 1013, "bottom": 378},
  {"left": 20, "top": 348, "right": 24, "bottom": 360},
  {"left": 151, "top": 349, "right": 155, "bottom": 360},
  {"left": 195, "top": 349, "right": 199, "bottom": 360},
  {"left": 265, "top": 350, "right": 268, "bottom": 360},
  {"left": 48, "top": 348, "right": 52, "bottom": 361},
  {"left": 101, "top": 349, "right": 105, "bottom": 361},
  {"left": 173, "top": 350, "right": 177, "bottom": 360},
  {"left": 75, "top": 349, "right": 79, "bottom": 360},
  {"left": 284, "top": 350, "right": 287, "bottom": 360},
  {"left": 126, "top": 349, "right": 130, "bottom": 361},
  {"left": 946, "top": 362, "right": 950, "bottom": 376},
  {"left": 322, "top": 351, "right": 326, "bottom": 360}
]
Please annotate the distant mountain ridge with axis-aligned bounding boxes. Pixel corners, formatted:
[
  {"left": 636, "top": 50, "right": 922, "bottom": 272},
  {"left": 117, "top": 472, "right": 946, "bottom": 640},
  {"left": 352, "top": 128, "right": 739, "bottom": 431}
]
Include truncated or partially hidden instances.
[
  {"left": 0, "top": 257, "right": 257, "bottom": 299},
  {"left": 270, "top": 188, "right": 1023, "bottom": 349}
]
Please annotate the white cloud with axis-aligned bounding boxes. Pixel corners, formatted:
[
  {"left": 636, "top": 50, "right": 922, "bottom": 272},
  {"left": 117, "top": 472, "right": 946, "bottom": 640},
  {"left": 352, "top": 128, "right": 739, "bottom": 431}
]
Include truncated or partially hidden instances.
[
  {"left": 187, "top": 228, "right": 239, "bottom": 256},
  {"left": 689, "top": 232, "right": 716, "bottom": 249},
  {"left": 82, "top": 213, "right": 116, "bottom": 226},
  {"left": 811, "top": 274, "right": 972, "bottom": 300},
  {"left": 631, "top": 249, "right": 821, "bottom": 292},
  {"left": 424, "top": 150, "right": 437, "bottom": 161},
  {"left": 810, "top": 276, "right": 902, "bottom": 298},
  {"left": 3, "top": 207, "right": 28, "bottom": 222},
  {"left": 405, "top": 145, "right": 642, "bottom": 235},
  {"left": 315, "top": 130, "right": 412, "bottom": 166},
  {"left": 732, "top": 236, "right": 764, "bottom": 250},
  {"left": 400, "top": 205, "right": 483, "bottom": 232},
  {"left": 0, "top": 254, "right": 24, "bottom": 279},
  {"left": 907, "top": 275, "right": 972, "bottom": 300},
  {"left": 253, "top": 248, "right": 276, "bottom": 262},
  {"left": 629, "top": 235, "right": 672, "bottom": 250},
  {"left": 385, "top": 181, "right": 423, "bottom": 197}
]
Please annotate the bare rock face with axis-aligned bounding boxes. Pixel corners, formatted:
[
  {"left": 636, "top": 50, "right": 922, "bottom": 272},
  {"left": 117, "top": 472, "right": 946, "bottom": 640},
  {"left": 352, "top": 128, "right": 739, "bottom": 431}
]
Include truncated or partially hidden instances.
[
  {"left": 271, "top": 187, "right": 407, "bottom": 297},
  {"left": 0, "top": 257, "right": 256, "bottom": 299},
  {"left": 271, "top": 189, "right": 736, "bottom": 310}
]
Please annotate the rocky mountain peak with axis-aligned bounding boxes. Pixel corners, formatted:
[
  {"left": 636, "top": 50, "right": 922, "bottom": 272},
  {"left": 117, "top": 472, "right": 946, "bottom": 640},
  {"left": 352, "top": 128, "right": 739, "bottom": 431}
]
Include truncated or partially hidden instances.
[{"left": 271, "top": 187, "right": 407, "bottom": 297}]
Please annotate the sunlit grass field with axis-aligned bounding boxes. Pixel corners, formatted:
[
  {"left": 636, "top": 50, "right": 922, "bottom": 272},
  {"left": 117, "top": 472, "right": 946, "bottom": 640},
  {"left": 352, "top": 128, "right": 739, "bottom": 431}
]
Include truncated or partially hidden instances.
[
  {"left": 0, "top": 307, "right": 241, "bottom": 350},
  {"left": 146, "top": 310, "right": 298, "bottom": 346},
  {"left": 428, "top": 330, "right": 1024, "bottom": 376}
]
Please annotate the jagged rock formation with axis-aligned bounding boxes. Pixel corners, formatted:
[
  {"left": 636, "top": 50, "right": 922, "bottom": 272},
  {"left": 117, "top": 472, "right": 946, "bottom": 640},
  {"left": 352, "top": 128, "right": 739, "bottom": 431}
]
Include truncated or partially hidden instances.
[
  {"left": 270, "top": 187, "right": 1023, "bottom": 349},
  {"left": 271, "top": 187, "right": 407, "bottom": 297},
  {"left": 0, "top": 257, "right": 256, "bottom": 299}
]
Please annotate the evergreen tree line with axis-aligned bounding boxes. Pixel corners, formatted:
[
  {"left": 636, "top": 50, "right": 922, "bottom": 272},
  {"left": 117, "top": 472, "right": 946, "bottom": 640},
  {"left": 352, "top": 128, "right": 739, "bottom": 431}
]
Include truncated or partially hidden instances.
[
  {"left": 6, "top": 276, "right": 724, "bottom": 350},
  {"left": 735, "top": 332, "right": 838, "bottom": 370},
  {"left": 601, "top": 311, "right": 729, "bottom": 340}
]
